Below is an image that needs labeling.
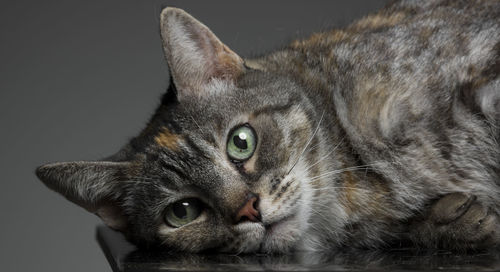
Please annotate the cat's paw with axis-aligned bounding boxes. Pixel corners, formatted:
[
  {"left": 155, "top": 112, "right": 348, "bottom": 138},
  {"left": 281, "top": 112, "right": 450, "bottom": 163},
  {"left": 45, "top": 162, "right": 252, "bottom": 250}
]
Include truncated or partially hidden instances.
[{"left": 409, "top": 192, "right": 500, "bottom": 251}]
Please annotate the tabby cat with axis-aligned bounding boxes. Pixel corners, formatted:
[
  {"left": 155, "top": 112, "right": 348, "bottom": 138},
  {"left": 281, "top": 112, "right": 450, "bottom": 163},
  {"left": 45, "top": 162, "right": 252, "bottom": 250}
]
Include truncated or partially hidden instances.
[{"left": 36, "top": 0, "right": 500, "bottom": 253}]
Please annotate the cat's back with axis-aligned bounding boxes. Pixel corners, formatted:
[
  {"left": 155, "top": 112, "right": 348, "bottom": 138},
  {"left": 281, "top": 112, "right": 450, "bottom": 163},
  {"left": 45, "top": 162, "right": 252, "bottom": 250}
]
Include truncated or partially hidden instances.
[
  {"left": 292, "top": 0, "right": 500, "bottom": 218},
  {"left": 304, "top": 0, "right": 500, "bottom": 148},
  {"left": 330, "top": 0, "right": 500, "bottom": 91},
  {"left": 304, "top": 0, "right": 500, "bottom": 211}
]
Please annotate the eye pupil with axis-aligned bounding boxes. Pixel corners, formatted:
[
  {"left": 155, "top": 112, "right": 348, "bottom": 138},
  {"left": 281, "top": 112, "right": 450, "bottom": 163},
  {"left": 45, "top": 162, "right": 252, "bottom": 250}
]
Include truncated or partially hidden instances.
[
  {"left": 165, "top": 198, "right": 202, "bottom": 228},
  {"left": 173, "top": 202, "right": 187, "bottom": 219},
  {"left": 226, "top": 125, "right": 256, "bottom": 161},
  {"left": 233, "top": 134, "right": 248, "bottom": 149}
]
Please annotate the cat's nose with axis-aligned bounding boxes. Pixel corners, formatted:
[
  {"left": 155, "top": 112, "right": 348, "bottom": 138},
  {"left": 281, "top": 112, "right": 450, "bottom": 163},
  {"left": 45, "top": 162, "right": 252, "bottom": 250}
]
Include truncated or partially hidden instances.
[{"left": 234, "top": 194, "right": 261, "bottom": 224}]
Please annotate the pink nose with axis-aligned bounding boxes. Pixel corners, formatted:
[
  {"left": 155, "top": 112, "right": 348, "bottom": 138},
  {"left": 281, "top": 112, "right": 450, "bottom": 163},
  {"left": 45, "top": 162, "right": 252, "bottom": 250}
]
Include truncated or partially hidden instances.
[{"left": 234, "top": 195, "right": 260, "bottom": 223}]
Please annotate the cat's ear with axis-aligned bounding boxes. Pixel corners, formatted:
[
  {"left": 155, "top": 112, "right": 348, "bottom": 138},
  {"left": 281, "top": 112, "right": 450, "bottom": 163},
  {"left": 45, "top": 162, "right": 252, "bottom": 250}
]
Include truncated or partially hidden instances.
[
  {"left": 160, "top": 7, "right": 245, "bottom": 99},
  {"left": 35, "top": 161, "right": 134, "bottom": 231}
]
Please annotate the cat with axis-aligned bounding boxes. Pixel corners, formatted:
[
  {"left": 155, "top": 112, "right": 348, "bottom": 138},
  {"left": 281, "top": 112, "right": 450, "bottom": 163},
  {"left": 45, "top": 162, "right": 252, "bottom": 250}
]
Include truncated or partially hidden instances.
[{"left": 36, "top": 0, "right": 500, "bottom": 253}]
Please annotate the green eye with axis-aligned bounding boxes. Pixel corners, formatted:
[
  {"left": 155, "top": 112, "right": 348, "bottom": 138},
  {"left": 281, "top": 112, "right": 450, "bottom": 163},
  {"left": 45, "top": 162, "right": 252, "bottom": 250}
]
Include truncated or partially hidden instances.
[
  {"left": 164, "top": 198, "right": 202, "bottom": 228},
  {"left": 227, "top": 124, "right": 257, "bottom": 161}
]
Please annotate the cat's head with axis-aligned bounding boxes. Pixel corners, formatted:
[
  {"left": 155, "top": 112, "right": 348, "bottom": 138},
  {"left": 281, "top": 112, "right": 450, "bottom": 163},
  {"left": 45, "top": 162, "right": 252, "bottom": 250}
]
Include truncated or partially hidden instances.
[{"left": 36, "top": 7, "right": 322, "bottom": 253}]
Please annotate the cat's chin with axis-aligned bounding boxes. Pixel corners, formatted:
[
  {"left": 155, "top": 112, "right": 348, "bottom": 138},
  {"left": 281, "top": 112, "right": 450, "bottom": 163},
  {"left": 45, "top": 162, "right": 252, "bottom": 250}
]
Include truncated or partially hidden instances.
[
  {"left": 259, "top": 214, "right": 303, "bottom": 253},
  {"left": 230, "top": 221, "right": 266, "bottom": 253},
  {"left": 225, "top": 214, "right": 303, "bottom": 253}
]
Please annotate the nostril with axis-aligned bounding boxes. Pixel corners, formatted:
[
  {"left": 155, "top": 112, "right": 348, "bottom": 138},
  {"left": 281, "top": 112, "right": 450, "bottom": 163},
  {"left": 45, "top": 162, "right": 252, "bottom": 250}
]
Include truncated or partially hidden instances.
[
  {"left": 234, "top": 194, "right": 261, "bottom": 224},
  {"left": 252, "top": 196, "right": 259, "bottom": 210}
]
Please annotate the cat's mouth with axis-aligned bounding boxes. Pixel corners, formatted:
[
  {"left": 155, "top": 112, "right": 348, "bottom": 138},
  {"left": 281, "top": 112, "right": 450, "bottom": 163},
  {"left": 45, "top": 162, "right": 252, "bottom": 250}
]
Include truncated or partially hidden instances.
[
  {"left": 256, "top": 213, "right": 301, "bottom": 253},
  {"left": 264, "top": 214, "right": 294, "bottom": 234}
]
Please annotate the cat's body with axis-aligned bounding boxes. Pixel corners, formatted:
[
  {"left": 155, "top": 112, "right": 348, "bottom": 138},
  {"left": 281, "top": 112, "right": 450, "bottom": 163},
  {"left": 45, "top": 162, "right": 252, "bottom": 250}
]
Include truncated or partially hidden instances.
[
  {"left": 254, "top": 0, "right": 500, "bottom": 250},
  {"left": 37, "top": 0, "right": 500, "bottom": 253}
]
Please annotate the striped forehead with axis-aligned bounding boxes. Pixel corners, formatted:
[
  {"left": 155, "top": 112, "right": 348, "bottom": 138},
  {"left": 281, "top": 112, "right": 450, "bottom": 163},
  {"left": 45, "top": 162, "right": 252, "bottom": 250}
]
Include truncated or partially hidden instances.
[
  {"left": 149, "top": 128, "right": 222, "bottom": 189},
  {"left": 152, "top": 122, "right": 226, "bottom": 163}
]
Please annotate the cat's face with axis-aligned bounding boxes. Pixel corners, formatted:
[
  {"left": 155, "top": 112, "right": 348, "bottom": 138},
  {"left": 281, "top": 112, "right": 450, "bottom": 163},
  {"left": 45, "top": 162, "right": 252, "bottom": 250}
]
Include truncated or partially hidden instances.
[
  {"left": 36, "top": 8, "right": 321, "bottom": 253},
  {"left": 126, "top": 74, "right": 317, "bottom": 253}
]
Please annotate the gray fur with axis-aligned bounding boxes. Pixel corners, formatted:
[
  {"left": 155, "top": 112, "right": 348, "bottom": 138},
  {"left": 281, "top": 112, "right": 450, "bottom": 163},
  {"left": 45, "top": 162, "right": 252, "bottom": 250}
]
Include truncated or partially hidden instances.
[{"left": 36, "top": 1, "right": 500, "bottom": 252}]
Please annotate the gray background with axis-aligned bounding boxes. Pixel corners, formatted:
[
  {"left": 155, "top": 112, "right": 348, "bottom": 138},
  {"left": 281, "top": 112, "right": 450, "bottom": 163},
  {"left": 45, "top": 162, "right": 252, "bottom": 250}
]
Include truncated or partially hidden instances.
[{"left": 0, "top": 1, "right": 387, "bottom": 271}]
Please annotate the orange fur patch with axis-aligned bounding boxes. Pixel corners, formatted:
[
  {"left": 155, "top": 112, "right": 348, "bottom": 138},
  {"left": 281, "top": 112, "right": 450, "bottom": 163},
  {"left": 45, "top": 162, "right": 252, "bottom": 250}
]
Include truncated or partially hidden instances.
[
  {"left": 155, "top": 127, "right": 181, "bottom": 151},
  {"left": 215, "top": 44, "right": 245, "bottom": 79},
  {"left": 352, "top": 12, "right": 406, "bottom": 30},
  {"left": 291, "top": 30, "right": 351, "bottom": 49},
  {"left": 343, "top": 170, "right": 360, "bottom": 215}
]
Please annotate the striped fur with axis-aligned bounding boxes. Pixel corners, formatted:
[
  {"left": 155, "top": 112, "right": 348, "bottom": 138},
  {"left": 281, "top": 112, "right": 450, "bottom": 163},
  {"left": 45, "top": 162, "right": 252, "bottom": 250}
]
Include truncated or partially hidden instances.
[{"left": 36, "top": 1, "right": 500, "bottom": 252}]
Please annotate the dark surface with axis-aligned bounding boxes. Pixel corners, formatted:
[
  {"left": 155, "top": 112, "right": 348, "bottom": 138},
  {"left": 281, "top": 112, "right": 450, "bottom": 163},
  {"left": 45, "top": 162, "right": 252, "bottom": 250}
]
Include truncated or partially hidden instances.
[{"left": 97, "top": 226, "right": 500, "bottom": 272}]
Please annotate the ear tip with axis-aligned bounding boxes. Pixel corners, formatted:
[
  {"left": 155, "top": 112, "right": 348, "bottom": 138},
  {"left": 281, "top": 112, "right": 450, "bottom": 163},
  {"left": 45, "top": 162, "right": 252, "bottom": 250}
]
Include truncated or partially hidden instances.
[
  {"left": 35, "top": 162, "right": 68, "bottom": 184},
  {"left": 35, "top": 164, "right": 48, "bottom": 179},
  {"left": 160, "top": 6, "right": 188, "bottom": 20},
  {"left": 35, "top": 163, "right": 55, "bottom": 183}
]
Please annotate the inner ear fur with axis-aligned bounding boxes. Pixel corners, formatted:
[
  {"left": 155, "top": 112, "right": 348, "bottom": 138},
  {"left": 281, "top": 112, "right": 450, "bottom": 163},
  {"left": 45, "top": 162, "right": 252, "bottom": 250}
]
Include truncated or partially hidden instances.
[
  {"left": 35, "top": 161, "right": 135, "bottom": 231},
  {"left": 159, "top": 7, "right": 245, "bottom": 98}
]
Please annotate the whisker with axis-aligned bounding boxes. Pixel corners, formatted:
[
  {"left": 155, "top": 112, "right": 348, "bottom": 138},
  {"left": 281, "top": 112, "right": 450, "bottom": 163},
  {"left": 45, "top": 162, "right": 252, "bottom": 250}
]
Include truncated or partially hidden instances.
[
  {"left": 287, "top": 110, "right": 325, "bottom": 175},
  {"left": 309, "top": 169, "right": 366, "bottom": 182},
  {"left": 310, "top": 164, "right": 373, "bottom": 177},
  {"left": 303, "top": 137, "right": 345, "bottom": 173},
  {"left": 306, "top": 186, "right": 382, "bottom": 194},
  {"left": 189, "top": 114, "right": 203, "bottom": 132},
  {"left": 308, "top": 163, "right": 382, "bottom": 181}
]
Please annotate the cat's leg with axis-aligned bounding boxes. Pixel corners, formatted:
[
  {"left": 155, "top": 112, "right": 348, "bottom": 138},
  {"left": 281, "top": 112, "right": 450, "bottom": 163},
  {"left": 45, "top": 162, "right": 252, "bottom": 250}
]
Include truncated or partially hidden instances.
[{"left": 408, "top": 192, "right": 500, "bottom": 250}]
